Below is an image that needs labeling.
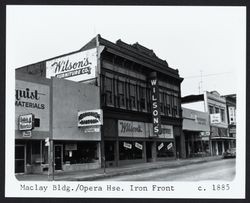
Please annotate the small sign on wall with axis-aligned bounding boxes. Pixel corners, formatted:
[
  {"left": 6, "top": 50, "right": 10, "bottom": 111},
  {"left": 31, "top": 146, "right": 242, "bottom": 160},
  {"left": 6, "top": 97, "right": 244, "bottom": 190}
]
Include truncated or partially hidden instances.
[
  {"left": 135, "top": 142, "right": 143, "bottom": 150},
  {"left": 78, "top": 109, "right": 103, "bottom": 127},
  {"left": 158, "top": 143, "right": 164, "bottom": 150},
  {"left": 22, "top": 131, "right": 32, "bottom": 137},
  {"left": 18, "top": 114, "right": 34, "bottom": 131}
]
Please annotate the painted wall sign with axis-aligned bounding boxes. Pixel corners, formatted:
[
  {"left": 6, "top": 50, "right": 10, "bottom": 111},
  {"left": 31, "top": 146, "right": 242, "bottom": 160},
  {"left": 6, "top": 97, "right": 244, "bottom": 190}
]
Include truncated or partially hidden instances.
[
  {"left": 158, "top": 125, "right": 174, "bottom": 139},
  {"left": 210, "top": 113, "right": 221, "bottom": 124},
  {"left": 123, "top": 142, "right": 132, "bottom": 149},
  {"left": 78, "top": 109, "right": 103, "bottom": 127},
  {"left": 135, "top": 142, "right": 143, "bottom": 150},
  {"left": 149, "top": 72, "right": 161, "bottom": 136},
  {"left": 46, "top": 48, "right": 97, "bottom": 82},
  {"left": 158, "top": 143, "right": 164, "bottom": 151},
  {"left": 18, "top": 114, "right": 34, "bottom": 131},
  {"left": 228, "top": 106, "right": 236, "bottom": 125},
  {"left": 22, "top": 131, "right": 32, "bottom": 137},
  {"left": 15, "top": 80, "right": 50, "bottom": 133},
  {"left": 118, "top": 120, "right": 145, "bottom": 137},
  {"left": 15, "top": 88, "right": 46, "bottom": 110}
]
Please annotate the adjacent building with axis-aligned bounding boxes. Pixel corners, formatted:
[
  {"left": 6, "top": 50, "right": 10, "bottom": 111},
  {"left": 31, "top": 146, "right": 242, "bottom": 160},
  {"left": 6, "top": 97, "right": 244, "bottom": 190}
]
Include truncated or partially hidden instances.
[
  {"left": 182, "top": 91, "right": 236, "bottom": 156},
  {"left": 182, "top": 107, "right": 210, "bottom": 158},
  {"left": 15, "top": 35, "right": 184, "bottom": 173}
]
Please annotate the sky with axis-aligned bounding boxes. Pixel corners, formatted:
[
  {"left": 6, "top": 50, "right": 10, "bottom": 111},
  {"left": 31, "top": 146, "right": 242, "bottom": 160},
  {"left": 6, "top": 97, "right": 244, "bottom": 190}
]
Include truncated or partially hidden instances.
[{"left": 6, "top": 6, "right": 246, "bottom": 96}]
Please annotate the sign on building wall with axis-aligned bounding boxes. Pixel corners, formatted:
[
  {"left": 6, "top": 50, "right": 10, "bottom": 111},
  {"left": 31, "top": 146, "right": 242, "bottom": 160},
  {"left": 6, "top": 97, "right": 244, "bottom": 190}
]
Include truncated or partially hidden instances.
[
  {"left": 18, "top": 114, "right": 34, "bottom": 131},
  {"left": 210, "top": 113, "right": 221, "bottom": 124},
  {"left": 228, "top": 106, "right": 236, "bottom": 125},
  {"left": 149, "top": 72, "right": 161, "bottom": 136},
  {"left": 15, "top": 80, "right": 50, "bottom": 132},
  {"left": 46, "top": 48, "right": 97, "bottom": 82},
  {"left": 118, "top": 120, "right": 145, "bottom": 138},
  {"left": 78, "top": 109, "right": 103, "bottom": 127},
  {"left": 158, "top": 125, "right": 174, "bottom": 139}
]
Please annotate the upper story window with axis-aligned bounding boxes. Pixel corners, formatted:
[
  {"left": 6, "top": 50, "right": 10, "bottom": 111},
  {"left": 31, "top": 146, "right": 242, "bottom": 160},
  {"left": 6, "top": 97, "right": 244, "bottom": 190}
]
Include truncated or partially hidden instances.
[
  {"left": 209, "top": 105, "right": 214, "bottom": 114},
  {"left": 118, "top": 80, "right": 125, "bottom": 108},
  {"left": 139, "top": 86, "right": 146, "bottom": 111},
  {"left": 105, "top": 77, "right": 114, "bottom": 106},
  {"left": 166, "top": 93, "right": 172, "bottom": 116},
  {"left": 220, "top": 108, "right": 225, "bottom": 122},
  {"left": 215, "top": 107, "right": 220, "bottom": 114},
  {"left": 159, "top": 92, "right": 164, "bottom": 115},
  {"left": 129, "top": 84, "right": 137, "bottom": 109}
]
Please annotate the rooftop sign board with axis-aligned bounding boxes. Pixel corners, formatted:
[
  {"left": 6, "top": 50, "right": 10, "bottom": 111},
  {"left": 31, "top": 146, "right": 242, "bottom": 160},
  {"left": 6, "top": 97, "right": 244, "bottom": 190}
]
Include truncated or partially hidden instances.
[{"left": 46, "top": 48, "right": 97, "bottom": 82}]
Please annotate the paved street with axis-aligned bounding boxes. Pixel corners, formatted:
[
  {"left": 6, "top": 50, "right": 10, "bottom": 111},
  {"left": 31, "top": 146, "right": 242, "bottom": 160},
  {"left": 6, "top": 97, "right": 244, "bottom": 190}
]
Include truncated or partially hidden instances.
[{"left": 99, "top": 158, "right": 235, "bottom": 181}]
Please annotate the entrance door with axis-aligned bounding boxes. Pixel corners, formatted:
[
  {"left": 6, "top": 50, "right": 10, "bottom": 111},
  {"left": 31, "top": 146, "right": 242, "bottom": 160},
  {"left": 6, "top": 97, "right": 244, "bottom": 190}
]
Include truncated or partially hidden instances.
[
  {"left": 146, "top": 142, "right": 153, "bottom": 162},
  {"left": 15, "top": 145, "right": 25, "bottom": 173},
  {"left": 54, "top": 145, "right": 63, "bottom": 170}
]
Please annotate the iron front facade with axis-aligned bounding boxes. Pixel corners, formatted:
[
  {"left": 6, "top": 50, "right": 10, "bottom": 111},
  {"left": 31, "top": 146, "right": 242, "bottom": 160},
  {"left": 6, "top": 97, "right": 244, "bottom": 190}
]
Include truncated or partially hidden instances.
[{"left": 15, "top": 34, "right": 184, "bottom": 171}]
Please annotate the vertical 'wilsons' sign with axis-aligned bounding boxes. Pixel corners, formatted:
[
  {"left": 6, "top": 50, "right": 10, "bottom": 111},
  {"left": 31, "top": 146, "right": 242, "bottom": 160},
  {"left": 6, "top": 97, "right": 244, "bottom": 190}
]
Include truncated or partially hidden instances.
[
  {"left": 46, "top": 48, "right": 97, "bottom": 82},
  {"left": 149, "top": 72, "right": 161, "bottom": 136}
]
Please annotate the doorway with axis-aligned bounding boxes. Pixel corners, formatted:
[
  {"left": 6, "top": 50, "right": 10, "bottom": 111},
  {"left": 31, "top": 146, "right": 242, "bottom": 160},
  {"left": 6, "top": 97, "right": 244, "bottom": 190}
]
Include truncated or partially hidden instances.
[
  {"left": 15, "top": 145, "right": 25, "bottom": 173},
  {"left": 146, "top": 142, "right": 153, "bottom": 162},
  {"left": 54, "top": 145, "right": 63, "bottom": 170}
]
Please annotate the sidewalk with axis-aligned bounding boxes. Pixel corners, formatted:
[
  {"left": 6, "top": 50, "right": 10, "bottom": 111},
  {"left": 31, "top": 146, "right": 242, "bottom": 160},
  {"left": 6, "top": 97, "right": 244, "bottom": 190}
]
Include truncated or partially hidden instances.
[{"left": 16, "top": 156, "right": 223, "bottom": 181}]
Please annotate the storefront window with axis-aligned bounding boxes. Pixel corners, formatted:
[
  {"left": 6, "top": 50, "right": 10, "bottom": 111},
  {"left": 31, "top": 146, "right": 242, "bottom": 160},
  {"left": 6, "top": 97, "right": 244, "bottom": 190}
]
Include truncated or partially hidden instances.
[
  {"left": 63, "top": 142, "right": 98, "bottom": 164},
  {"left": 209, "top": 105, "right": 214, "bottom": 114},
  {"left": 119, "top": 141, "right": 143, "bottom": 160},
  {"left": 220, "top": 108, "right": 225, "bottom": 122},
  {"left": 32, "top": 141, "right": 41, "bottom": 164},
  {"left": 156, "top": 142, "right": 174, "bottom": 158}
]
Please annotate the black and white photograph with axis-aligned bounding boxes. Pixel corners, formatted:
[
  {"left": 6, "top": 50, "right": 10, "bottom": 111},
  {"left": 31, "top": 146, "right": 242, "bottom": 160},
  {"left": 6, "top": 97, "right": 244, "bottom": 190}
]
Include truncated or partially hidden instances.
[{"left": 5, "top": 5, "right": 246, "bottom": 198}]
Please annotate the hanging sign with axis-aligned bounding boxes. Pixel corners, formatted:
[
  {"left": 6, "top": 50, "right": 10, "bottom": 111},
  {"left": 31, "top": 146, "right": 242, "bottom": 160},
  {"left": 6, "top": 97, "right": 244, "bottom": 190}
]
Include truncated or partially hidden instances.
[
  {"left": 123, "top": 142, "right": 132, "bottom": 149},
  {"left": 158, "top": 143, "right": 164, "bottom": 150},
  {"left": 46, "top": 48, "right": 97, "bottom": 82},
  {"left": 167, "top": 142, "right": 173, "bottom": 150},
  {"left": 18, "top": 114, "right": 34, "bottom": 131},
  {"left": 228, "top": 106, "right": 236, "bottom": 125},
  {"left": 135, "top": 142, "right": 143, "bottom": 150},
  {"left": 78, "top": 109, "right": 103, "bottom": 127},
  {"left": 149, "top": 72, "right": 161, "bottom": 136}
]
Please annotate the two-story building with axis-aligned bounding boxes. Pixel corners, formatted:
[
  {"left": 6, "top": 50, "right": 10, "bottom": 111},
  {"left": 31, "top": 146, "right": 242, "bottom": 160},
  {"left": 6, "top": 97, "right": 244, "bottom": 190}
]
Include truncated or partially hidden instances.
[
  {"left": 15, "top": 34, "right": 184, "bottom": 173},
  {"left": 182, "top": 91, "right": 234, "bottom": 156}
]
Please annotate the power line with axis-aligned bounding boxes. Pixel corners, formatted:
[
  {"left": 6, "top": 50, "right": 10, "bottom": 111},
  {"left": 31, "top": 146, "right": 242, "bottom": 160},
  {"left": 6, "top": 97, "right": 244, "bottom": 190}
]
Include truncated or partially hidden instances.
[{"left": 184, "top": 72, "right": 232, "bottom": 79}]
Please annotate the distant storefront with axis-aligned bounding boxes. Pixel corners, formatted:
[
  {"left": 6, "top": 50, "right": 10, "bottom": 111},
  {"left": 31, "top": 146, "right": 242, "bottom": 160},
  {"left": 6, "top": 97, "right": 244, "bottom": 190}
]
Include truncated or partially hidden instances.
[{"left": 182, "top": 107, "right": 210, "bottom": 158}]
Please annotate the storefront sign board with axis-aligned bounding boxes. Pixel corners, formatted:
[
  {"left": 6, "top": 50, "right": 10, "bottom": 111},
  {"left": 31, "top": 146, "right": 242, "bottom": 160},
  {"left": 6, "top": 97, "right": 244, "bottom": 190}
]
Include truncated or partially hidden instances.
[
  {"left": 159, "top": 125, "right": 173, "bottom": 139},
  {"left": 118, "top": 120, "right": 145, "bottom": 138},
  {"left": 22, "top": 131, "right": 32, "bottom": 137}
]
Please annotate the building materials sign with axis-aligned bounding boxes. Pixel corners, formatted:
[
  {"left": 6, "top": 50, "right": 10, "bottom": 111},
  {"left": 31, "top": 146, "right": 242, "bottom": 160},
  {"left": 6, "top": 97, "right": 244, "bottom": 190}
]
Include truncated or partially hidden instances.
[
  {"left": 18, "top": 114, "right": 34, "bottom": 131},
  {"left": 228, "top": 106, "right": 236, "bottom": 125},
  {"left": 118, "top": 120, "right": 145, "bottom": 137},
  {"left": 210, "top": 113, "right": 221, "bottom": 124},
  {"left": 78, "top": 109, "right": 103, "bottom": 127},
  {"left": 46, "top": 48, "right": 97, "bottom": 82},
  {"left": 149, "top": 72, "right": 161, "bottom": 136}
]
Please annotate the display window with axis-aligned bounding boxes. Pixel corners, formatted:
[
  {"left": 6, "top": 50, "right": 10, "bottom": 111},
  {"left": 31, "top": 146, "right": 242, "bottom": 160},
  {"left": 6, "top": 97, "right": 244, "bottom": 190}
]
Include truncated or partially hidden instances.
[
  {"left": 156, "top": 141, "right": 174, "bottom": 158},
  {"left": 119, "top": 141, "right": 143, "bottom": 160},
  {"left": 63, "top": 142, "right": 99, "bottom": 164}
]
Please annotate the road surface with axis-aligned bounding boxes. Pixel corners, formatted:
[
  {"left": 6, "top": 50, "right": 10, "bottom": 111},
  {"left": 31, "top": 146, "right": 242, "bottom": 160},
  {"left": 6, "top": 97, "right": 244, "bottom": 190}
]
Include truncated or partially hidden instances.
[{"left": 100, "top": 158, "right": 235, "bottom": 181}]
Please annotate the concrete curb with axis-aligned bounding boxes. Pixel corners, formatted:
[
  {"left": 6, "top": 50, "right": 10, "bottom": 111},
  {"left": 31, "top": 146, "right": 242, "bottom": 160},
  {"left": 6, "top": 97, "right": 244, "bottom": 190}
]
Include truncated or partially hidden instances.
[{"left": 60, "top": 156, "right": 223, "bottom": 181}]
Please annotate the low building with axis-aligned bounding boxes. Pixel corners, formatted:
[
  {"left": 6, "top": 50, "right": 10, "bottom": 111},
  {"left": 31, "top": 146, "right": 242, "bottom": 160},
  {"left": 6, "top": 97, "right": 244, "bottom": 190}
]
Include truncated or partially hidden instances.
[{"left": 182, "top": 107, "right": 210, "bottom": 158}]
